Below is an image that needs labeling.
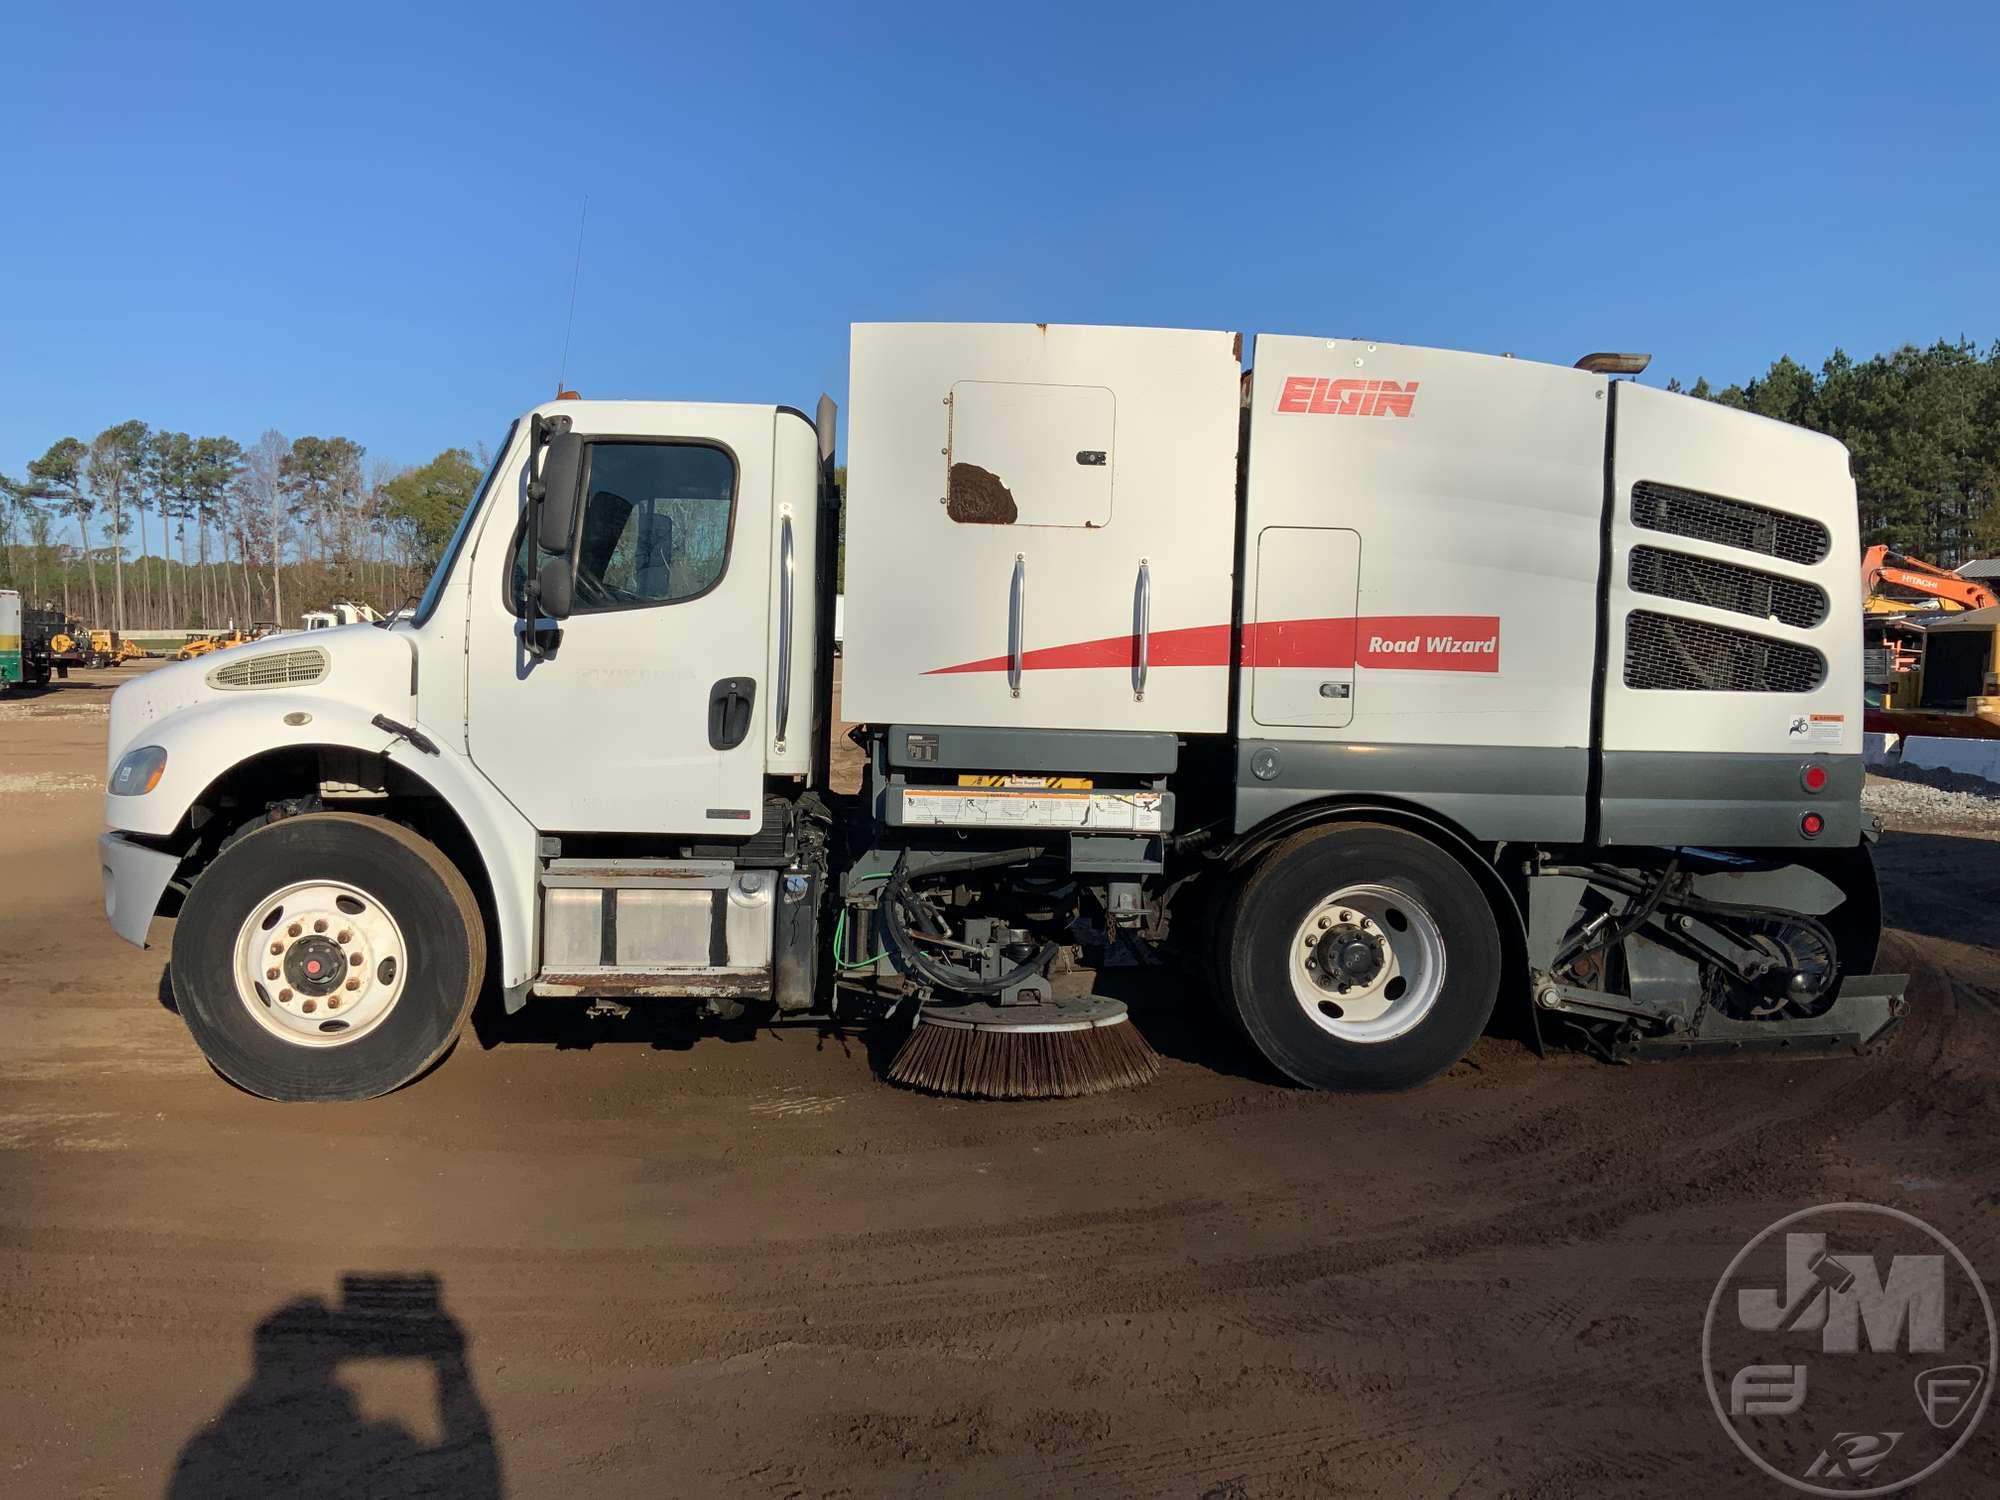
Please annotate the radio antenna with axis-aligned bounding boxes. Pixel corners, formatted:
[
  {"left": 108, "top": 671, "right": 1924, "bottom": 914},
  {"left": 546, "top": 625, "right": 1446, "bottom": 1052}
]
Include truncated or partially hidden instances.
[{"left": 556, "top": 196, "right": 589, "bottom": 396}]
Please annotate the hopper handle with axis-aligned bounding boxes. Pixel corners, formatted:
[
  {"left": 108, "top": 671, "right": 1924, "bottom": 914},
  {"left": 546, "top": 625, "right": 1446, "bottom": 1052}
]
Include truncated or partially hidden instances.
[
  {"left": 1008, "top": 554, "right": 1025, "bottom": 698},
  {"left": 775, "top": 509, "right": 794, "bottom": 748},
  {"left": 1133, "top": 558, "right": 1151, "bottom": 701}
]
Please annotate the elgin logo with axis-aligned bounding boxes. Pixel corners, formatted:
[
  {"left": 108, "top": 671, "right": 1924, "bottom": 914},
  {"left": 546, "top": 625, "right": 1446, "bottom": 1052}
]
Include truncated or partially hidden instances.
[{"left": 1276, "top": 376, "right": 1419, "bottom": 418}]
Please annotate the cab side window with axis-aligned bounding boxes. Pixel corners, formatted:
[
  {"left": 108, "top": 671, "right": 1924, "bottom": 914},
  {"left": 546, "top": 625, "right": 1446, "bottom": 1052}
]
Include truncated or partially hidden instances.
[{"left": 513, "top": 441, "right": 736, "bottom": 613}]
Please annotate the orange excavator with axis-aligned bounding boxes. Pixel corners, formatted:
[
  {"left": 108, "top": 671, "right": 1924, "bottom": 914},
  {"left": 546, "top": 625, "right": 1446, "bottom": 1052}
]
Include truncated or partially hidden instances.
[
  {"left": 1861, "top": 544, "right": 1997, "bottom": 615},
  {"left": 1862, "top": 546, "right": 2000, "bottom": 739}
]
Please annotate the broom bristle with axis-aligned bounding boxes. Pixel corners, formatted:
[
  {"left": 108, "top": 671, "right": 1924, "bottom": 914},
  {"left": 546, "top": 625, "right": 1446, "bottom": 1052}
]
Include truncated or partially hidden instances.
[{"left": 887, "top": 1011, "right": 1161, "bottom": 1099}]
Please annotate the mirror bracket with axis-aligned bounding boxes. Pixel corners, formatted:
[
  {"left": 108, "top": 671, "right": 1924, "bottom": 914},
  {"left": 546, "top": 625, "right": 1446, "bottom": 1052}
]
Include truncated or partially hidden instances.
[{"left": 523, "top": 413, "right": 581, "bottom": 656}]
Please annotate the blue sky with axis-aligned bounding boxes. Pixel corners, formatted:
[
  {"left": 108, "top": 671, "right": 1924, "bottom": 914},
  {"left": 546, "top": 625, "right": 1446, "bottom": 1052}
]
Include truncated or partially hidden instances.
[{"left": 2, "top": 1, "right": 1995, "bottom": 482}]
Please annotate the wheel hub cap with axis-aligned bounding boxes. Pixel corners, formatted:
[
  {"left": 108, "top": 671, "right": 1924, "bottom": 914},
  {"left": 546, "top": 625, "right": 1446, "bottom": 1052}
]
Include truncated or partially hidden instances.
[
  {"left": 1319, "top": 925, "right": 1384, "bottom": 985},
  {"left": 284, "top": 935, "right": 347, "bottom": 996}
]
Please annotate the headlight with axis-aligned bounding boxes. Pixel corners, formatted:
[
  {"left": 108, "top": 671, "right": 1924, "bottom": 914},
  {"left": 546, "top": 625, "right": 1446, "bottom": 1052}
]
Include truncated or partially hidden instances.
[{"left": 109, "top": 746, "right": 168, "bottom": 796}]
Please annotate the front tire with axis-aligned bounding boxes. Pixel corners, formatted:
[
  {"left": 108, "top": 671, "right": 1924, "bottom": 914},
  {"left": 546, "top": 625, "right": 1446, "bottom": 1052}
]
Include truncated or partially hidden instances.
[
  {"left": 1223, "top": 822, "right": 1501, "bottom": 1091},
  {"left": 171, "top": 813, "right": 484, "bottom": 1101}
]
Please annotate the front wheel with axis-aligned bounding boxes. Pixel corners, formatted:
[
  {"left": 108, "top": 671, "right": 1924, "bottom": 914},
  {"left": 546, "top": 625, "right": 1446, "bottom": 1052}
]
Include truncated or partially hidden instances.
[
  {"left": 1223, "top": 822, "right": 1501, "bottom": 1091},
  {"left": 170, "top": 813, "right": 485, "bottom": 1101}
]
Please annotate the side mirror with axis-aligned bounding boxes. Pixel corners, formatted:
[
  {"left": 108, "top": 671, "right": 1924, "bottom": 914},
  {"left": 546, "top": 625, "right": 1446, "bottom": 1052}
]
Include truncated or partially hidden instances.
[
  {"left": 537, "top": 555, "right": 574, "bottom": 620},
  {"left": 535, "top": 432, "right": 584, "bottom": 555}
]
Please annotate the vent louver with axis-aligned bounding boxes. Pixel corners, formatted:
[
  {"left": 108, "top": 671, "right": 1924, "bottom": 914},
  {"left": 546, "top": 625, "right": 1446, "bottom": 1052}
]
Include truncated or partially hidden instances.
[
  {"left": 1631, "top": 481, "right": 1830, "bottom": 566},
  {"left": 206, "top": 647, "right": 330, "bottom": 691},
  {"left": 1628, "top": 545, "right": 1829, "bottom": 629},
  {"left": 1623, "top": 610, "right": 1825, "bottom": 693}
]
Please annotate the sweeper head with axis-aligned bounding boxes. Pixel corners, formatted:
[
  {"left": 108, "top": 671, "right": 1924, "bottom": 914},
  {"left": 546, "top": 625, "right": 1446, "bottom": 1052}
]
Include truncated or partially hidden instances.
[
  {"left": 869, "top": 848, "right": 1164, "bottom": 1099},
  {"left": 887, "top": 995, "right": 1160, "bottom": 1100}
]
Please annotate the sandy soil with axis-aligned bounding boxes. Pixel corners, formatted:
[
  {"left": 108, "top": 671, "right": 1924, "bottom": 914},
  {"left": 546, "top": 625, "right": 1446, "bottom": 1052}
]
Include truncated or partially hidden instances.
[{"left": 2, "top": 666, "right": 1996, "bottom": 1497}]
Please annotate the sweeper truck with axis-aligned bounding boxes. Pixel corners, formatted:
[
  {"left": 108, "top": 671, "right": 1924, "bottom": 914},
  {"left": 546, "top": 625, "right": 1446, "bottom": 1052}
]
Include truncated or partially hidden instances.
[{"left": 97, "top": 324, "right": 1906, "bottom": 1101}]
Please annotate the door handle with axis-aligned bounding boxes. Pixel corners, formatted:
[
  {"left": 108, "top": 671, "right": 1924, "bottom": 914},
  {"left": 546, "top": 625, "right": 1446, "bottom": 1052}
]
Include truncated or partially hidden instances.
[
  {"left": 709, "top": 676, "right": 757, "bottom": 751},
  {"left": 1132, "top": 557, "right": 1151, "bottom": 701},
  {"left": 775, "top": 509, "right": 794, "bottom": 748},
  {"left": 1008, "top": 554, "right": 1025, "bottom": 698}
]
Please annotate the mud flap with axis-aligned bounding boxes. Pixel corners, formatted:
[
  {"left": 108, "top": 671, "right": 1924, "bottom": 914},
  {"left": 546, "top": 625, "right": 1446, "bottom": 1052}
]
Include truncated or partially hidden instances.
[{"left": 1626, "top": 972, "right": 1909, "bottom": 1059}]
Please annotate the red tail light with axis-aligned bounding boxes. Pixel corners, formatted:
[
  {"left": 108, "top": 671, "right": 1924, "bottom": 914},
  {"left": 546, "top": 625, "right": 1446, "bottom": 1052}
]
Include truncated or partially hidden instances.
[
  {"left": 1800, "top": 764, "right": 1829, "bottom": 793},
  {"left": 1800, "top": 811, "right": 1825, "bottom": 838}
]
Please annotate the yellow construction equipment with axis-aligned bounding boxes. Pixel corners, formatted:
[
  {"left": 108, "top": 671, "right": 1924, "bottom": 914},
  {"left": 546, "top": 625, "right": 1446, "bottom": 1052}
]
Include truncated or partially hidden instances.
[
  {"left": 171, "top": 630, "right": 248, "bottom": 661},
  {"left": 83, "top": 629, "right": 149, "bottom": 666}
]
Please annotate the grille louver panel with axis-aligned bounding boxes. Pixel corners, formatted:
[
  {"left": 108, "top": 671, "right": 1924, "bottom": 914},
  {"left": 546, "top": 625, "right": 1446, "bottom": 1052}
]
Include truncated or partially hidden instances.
[
  {"left": 1631, "top": 481, "right": 1830, "bottom": 566},
  {"left": 1623, "top": 610, "right": 1825, "bottom": 693},
  {"left": 1628, "top": 545, "right": 1828, "bottom": 629},
  {"left": 206, "top": 647, "right": 330, "bottom": 690}
]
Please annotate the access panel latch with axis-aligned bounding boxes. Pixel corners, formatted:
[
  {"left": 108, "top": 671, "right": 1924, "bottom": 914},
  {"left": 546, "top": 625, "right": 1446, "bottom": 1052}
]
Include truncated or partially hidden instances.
[{"left": 709, "top": 677, "right": 757, "bottom": 750}]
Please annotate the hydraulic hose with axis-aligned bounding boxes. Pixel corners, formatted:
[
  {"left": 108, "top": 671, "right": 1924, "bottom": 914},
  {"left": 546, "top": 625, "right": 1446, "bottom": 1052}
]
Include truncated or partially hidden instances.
[
  {"left": 878, "top": 847, "right": 1059, "bottom": 997},
  {"left": 1548, "top": 857, "right": 1679, "bottom": 971}
]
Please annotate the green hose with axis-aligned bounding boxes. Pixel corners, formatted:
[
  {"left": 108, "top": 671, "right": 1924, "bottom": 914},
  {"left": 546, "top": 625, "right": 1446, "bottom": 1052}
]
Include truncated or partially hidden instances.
[{"left": 832, "top": 874, "right": 891, "bottom": 971}]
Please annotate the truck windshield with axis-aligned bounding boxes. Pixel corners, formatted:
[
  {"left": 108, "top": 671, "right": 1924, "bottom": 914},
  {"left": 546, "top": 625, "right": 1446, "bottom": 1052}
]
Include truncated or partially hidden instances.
[{"left": 410, "top": 423, "right": 517, "bottom": 628}]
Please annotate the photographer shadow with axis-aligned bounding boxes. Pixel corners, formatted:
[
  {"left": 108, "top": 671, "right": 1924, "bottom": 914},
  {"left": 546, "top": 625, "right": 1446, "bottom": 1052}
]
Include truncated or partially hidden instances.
[{"left": 170, "top": 1272, "right": 503, "bottom": 1499}]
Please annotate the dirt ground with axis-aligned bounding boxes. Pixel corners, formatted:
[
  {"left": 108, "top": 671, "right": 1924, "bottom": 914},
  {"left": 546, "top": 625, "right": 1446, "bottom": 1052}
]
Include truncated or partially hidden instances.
[{"left": 3, "top": 666, "right": 1997, "bottom": 1497}]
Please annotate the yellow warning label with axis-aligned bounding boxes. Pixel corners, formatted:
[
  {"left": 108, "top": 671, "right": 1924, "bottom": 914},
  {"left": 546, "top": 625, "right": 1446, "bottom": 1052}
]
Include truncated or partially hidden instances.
[{"left": 955, "top": 774, "right": 1094, "bottom": 789}]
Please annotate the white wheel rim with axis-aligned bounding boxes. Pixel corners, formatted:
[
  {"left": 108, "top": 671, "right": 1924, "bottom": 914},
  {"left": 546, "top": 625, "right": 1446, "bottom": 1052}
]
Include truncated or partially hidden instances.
[
  {"left": 1288, "top": 882, "right": 1446, "bottom": 1044},
  {"left": 231, "top": 880, "right": 408, "bottom": 1047}
]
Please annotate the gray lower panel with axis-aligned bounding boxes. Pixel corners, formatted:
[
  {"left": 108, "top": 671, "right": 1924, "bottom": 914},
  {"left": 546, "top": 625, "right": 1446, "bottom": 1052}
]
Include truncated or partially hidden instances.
[
  {"left": 1597, "top": 751, "right": 1862, "bottom": 848},
  {"left": 887, "top": 724, "right": 1179, "bottom": 774},
  {"left": 1234, "top": 741, "right": 1587, "bottom": 841}
]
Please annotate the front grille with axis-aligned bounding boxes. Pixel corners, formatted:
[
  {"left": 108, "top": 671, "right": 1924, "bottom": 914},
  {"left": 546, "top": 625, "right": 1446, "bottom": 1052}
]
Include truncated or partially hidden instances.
[
  {"left": 207, "top": 647, "right": 330, "bottom": 690},
  {"left": 1628, "top": 545, "right": 1828, "bottom": 629},
  {"left": 1623, "top": 610, "right": 1825, "bottom": 693},
  {"left": 1631, "top": 481, "right": 1830, "bottom": 565}
]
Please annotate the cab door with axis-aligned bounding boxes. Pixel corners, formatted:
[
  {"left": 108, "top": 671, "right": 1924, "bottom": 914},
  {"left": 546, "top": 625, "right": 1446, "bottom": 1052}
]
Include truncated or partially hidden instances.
[{"left": 463, "top": 401, "right": 775, "bottom": 835}]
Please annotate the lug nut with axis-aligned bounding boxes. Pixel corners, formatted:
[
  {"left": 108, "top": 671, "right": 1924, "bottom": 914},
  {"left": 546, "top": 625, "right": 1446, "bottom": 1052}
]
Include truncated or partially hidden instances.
[
  {"left": 1340, "top": 911, "right": 1354, "bottom": 922},
  {"left": 349, "top": 952, "right": 363, "bottom": 967},
  {"left": 328, "top": 996, "right": 342, "bottom": 1009},
  {"left": 345, "top": 978, "right": 360, "bottom": 991},
  {"left": 266, "top": 967, "right": 279, "bottom": 980},
  {"left": 1317, "top": 916, "right": 1331, "bottom": 930},
  {"left": 336, "top": 929, "right": 351, "bottom": 945},
  {"left": 279, "top": 988, "right": 293, "bottom": 1003},
  {"left": 313, "top": 919, "right": 327, "bottom": 933},
  {"left": 287, "top": 923, "right": 301, "bottom": 938},
  {"left": 302, "top": 999, "right": 316, "bottom": 1014},
  {"left": 270, "top": 941, "right": 283, "bottom": 955}
]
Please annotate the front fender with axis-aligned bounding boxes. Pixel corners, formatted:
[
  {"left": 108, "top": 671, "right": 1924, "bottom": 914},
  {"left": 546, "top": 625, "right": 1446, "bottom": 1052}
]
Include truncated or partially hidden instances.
[{"left": 104, "top": 694, "right": 539, "bottom": 990}]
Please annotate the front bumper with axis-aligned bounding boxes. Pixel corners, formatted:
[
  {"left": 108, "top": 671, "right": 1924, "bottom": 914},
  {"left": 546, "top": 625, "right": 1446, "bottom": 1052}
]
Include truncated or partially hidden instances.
[{"left": 99, "top": 832, "right": 181, "bottom": 949}]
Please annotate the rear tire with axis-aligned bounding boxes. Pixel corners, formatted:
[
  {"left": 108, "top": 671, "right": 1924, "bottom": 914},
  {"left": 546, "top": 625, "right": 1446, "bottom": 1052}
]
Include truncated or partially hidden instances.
[
  {"left": 171, "top": 813, "right": 484, "bottom": 1101},
  {"left": 1224, "top": 822, "right": 1501, "bottom": 1091}
]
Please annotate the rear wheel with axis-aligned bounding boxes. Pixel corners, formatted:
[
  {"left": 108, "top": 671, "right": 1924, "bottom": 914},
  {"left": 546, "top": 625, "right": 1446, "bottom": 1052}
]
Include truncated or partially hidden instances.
[
  {"left": 1224, "top": 823, "right": 1501, "bottom": 1091},
  {"left": 171, "top": 813, "right": 484, "bottom": 1101}
]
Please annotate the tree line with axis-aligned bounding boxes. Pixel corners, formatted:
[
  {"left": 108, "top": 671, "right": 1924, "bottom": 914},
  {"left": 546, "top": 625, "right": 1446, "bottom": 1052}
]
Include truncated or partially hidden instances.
[
  {"left": 0, "top": 426, "right": 486, "bottom": 632},
  {"left": 3, "top": 338, "right": 1993, "bottom": 631},
  {"left": 1670, "top": 337, "right": 2000, "bottom": 567}
]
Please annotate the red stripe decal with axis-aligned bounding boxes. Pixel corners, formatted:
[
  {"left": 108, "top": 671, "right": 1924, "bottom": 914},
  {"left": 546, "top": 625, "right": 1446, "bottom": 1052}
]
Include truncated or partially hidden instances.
[{"left": 927, "top": 616, "right": 1500, "bottom": 675}]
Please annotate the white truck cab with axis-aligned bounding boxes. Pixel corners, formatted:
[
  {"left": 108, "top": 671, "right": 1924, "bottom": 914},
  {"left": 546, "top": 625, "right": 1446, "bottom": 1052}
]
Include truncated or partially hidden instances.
[{"left": 100, "top": 324, "right": 1906, "bottom": 1102}]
